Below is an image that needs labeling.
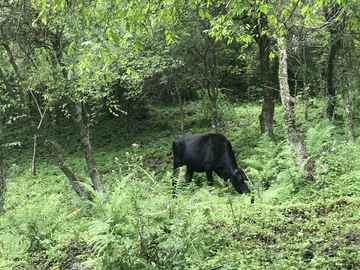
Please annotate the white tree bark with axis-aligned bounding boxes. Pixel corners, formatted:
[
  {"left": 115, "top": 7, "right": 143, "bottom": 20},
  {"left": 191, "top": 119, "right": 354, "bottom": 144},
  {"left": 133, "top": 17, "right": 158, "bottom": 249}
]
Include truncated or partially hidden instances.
[{"left": 277, "top": 37, "right": 316, "bottom": 180}]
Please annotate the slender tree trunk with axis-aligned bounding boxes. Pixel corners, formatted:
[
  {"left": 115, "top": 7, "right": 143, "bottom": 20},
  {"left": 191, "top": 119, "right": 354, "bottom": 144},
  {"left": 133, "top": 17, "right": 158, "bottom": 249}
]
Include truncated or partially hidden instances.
[
  {"left": 302, "top": 46, "right": 309, "bottom": 122},
  {"left": 257, "top": 12, "right": 274, "bottom": 137},
  {"left": 30, "top": 91, "right": 46, "bottom": 176},
  {"left": 174, "top": 71, "right": 184, "bottom": 134},
  {"left": 277, "top": 37, "right": 316, "bottom": 180},
  {"left": 324, "top": 3, "right": 344, "bottom": 120},
  {"left": 68, "top": 102, "right": 106, "bottom": 194},
  {"left": 0, "top": 114, "right": 6, "bottom": 217},
  {"left": 340, "top": 71, "right": 355, "bottom": 142},
  {"left": 125, "top": 100, "right": 130, "bottom": 139},
  {"left": 32, "top": 135, "right": 38, "bottom": 176},
  {"left": 209, "top": 38, "right": 220, "bottom": 134},
  {"left": 341, "top": 89, "right": 355, "bottom": 143},
  {"left": 28, "top": 119, "right": 87, "bottom": 198},
  {"left": 326, "top": 44, "right": 338, "bottom": 119},
  {"left": 210, "top": 94, "right": 220, "bottom": 134}
]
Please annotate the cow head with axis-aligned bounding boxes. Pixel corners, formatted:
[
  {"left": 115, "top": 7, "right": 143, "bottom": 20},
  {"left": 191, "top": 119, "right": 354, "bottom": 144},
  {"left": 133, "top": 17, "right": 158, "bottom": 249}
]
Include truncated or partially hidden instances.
[{"left": 230, "top": 169, "right": 250, "bottom": 194}]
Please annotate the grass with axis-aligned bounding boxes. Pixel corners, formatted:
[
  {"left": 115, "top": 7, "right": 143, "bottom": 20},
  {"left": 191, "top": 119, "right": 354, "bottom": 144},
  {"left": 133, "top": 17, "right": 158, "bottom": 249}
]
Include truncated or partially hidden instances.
[{"left": 0, "top": 98, "right": 360, "bottom": 269}]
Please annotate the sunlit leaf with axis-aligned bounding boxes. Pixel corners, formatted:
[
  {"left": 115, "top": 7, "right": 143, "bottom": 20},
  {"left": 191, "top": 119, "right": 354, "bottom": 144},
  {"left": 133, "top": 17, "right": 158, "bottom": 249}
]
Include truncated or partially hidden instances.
[
  {"left": 111, "top": 32, "right": 120, "bottom": 45},
  {"left": 68, "top": 41, "right": 75, "bottom": 55},
  {"left": 301, "top": 5, "right": 309, "bottom": 15},
  {"left": 199, "top": 9, "right": 204, "bottom": 19},
  {"left": 41, "top": 16, "right": 47, "bottom": 25}
]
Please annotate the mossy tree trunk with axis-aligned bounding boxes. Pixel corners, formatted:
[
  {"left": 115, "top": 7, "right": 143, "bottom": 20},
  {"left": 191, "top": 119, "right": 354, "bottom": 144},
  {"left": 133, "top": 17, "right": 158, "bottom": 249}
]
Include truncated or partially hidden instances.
[
  {"left": 302, "top": 46, "right": 309, "bottom": 122},
  {"left": 324, "top": 2, "right": 344, "bottom": 120},
  {"left": 0, "top": 113, "right": 6, "bottom": 217},
  {"left": 256, "top": 9, "right": 274, "bottom": 137},
  {"left": 204, "top": 34, "right": 220, "bottom": 134},
  {"left": 173, "top": 68, "right": 184, "bottom": 134},
  {"left": 67, "top": 102, "right": 106, "bottom": 195},
  {"left": 29, "top": 120, "right": 88, "bottom": 198},
  {"left": 340, "top": 69, "right": 355, "bottom": 143},
  {"left": 277, "top": 37, "right": 316, "bottom": 180}
]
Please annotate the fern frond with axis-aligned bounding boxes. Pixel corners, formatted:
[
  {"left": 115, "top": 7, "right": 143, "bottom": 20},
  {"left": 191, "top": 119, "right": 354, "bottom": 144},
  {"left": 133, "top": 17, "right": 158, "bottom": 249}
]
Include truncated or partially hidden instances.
[{"left": 306, "top": 119, "right": 335, "bottom": 157}]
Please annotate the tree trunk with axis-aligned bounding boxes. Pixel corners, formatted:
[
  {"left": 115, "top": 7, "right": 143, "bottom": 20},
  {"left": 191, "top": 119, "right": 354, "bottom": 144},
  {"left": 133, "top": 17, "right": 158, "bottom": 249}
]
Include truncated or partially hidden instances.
[
  {"left": 210, "top": 94, "right": 220, "bottom": 134},
  {"left": 209, "top": 38, "right": 220, "bottom": 134},
  {"left": 326, "top": 44, "right": 338, "bottom": 119},
  {"left": 68, "top": 102, "right": 106, "bottom": 194},
  {"left": 302, "top": 46, "right": 309, "bottom": 122},
  {"left": 0, "top": 114, "right": 6, "bottom": 217},
  {"left": 29, "top": 119, "right": 88, "bottom": 198},
  {"left": 30, "top": 91, "right": 46, "bottom": 177},
  {"left": 125, "top": 100, "right": 130, "bottom": 140},
  {"left": 257, "top": 12, "right": 274, "bottom": 137},
  {"left": 324, "top": 3, "right": 344, "bottom": 120},
  {"left": 277, "top": 37, "right": 316, "bottom": 180},
  {"left": 340, "top": 71, "right": 355, "bottom": 142},
  {"left": 31, "top": 135, "right": 38, "bottom": 176},
  {"left": 174, "top": 72, "right": 184, "bottom": 135}
]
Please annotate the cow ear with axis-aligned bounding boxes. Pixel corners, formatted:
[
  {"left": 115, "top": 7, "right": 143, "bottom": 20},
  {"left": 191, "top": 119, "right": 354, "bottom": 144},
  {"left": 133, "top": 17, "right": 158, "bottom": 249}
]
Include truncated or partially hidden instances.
[{"left": 234, "top": 169, "right": 239, "bottom": 173}]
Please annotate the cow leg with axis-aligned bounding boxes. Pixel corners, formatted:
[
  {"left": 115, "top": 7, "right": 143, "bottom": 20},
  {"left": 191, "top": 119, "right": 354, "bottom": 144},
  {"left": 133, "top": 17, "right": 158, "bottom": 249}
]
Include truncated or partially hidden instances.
[
  {"left": 185, "top": 168, "right": 194, "bottom": 184},
  {"left": 205, "top": 169, "right": 214, "bottom": 187},
  {"left": 172, "top": 167, "right": 182, "bottom": 198},
  {"left": 172, "top": 156, "right": 184, "bottom": 198}
]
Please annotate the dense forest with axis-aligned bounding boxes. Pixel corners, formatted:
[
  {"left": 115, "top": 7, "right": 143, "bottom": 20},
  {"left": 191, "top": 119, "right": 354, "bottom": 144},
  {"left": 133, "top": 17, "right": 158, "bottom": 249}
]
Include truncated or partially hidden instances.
[{"left": 0, "top": 0, "right": 360, "bottom": 269}]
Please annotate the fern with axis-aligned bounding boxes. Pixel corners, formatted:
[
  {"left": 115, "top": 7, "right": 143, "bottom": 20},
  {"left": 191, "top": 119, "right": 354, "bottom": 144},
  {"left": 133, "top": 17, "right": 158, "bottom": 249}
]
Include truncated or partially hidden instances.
[
  {"left": 244, "top": 134, "right": 284, "bottom": 189},
  {"left": 87, "top": 219, "right": 115, "bottom": 255},
  {"left": 275, "top": 145, "right": 304, "bottom": 188},
  {"left": 306, "top": 119, "right": 335, "bottom": 158}
]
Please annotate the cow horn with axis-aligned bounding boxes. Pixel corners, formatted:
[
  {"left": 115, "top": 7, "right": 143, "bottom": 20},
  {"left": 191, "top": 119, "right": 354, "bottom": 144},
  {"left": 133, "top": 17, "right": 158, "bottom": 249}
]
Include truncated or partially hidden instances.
[
  {"left": 244, "top": 169, "right": 248, "bottom": 173},
  {"left": 235, "top": 169, "right": 239, "bottom": 173}
]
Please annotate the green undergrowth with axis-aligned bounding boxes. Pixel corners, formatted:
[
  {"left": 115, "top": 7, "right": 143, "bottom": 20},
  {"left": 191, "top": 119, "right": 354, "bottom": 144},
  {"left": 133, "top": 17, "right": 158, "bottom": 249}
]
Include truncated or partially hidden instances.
[{"left": 0, "top": 99, "right": 360, "bottom": 269}]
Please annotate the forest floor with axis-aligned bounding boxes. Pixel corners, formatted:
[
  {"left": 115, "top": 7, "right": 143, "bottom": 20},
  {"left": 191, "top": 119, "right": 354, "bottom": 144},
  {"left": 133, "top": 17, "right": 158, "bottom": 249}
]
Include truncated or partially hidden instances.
[{"left": 0, "top": 100, "right": 360, "bottom": 269}]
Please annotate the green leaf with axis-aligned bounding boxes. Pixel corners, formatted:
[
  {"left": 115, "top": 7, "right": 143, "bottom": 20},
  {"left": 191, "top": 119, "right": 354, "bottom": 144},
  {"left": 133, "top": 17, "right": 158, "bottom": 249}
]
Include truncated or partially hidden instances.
[
  {"left": 269, "top": 52, "right": 275, "bottom": 61},
  {"left": 134, "top": 40, "right": 143, "bottom": 50},
  {"left": 199, "top": 9, "right": 204, "bottom": 19},
  {"left": 41, "top": 16, "right": 47, "bottom": 25},
  {"left": 354, "top": 39, "right": 360, "bottom": 44},
  {"left": 82, "top": 7, "right": 89, "bottom": 17},
  {"left": 205, "top": 12, "right": 210, "bottom": 20},
  {"left": 301, "top": 5, "right": 309, "bottom": 15},
  {"left": 259, "top": 3, "right": 268, "bottom": 15},
  {"left": 111, "top": 32, "right": 120, "bottom": 45},
  {"left": 119, "top": 9, "right": 127, "bottom": 18},
  {"left": 191, "top": 4, "right": 196, "bottom": 9},
  {"left": 68, "top": 41, "right": 75, "bottom": 55},
  {"left": 67, "top": 70, "right": 72, "bottom": 80},
  {"left": 105, "top": 75, "right": 112, "bottom": 83},
  {"left": 130, "top": 70, "right": 139, "bottom": 79}
]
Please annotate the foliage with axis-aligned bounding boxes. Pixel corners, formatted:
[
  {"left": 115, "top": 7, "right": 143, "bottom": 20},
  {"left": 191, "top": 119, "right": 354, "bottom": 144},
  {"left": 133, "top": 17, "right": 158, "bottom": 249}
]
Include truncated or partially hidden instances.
[
  {"left": 0, "top": 99, "right": 360, "bottom": 269},
  {"left": 0, "top": 0, "right": 360, "bottom": 268}
]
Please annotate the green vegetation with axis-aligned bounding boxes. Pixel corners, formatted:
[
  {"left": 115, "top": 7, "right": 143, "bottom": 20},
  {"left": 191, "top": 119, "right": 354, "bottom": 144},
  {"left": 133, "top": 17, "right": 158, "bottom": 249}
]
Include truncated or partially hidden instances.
[
  {"left": 1, "top": 1, "right": 360, "bottom": 268},
  {"left": 0, "top": 99, "right": 359, "bottom": 270}
]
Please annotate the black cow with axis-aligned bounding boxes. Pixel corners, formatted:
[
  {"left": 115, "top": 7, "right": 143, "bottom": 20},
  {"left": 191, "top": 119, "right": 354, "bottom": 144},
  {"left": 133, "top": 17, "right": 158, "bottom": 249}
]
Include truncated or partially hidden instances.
[{"left": 172, "top": 133, "right": 250, "bottom": 196}]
